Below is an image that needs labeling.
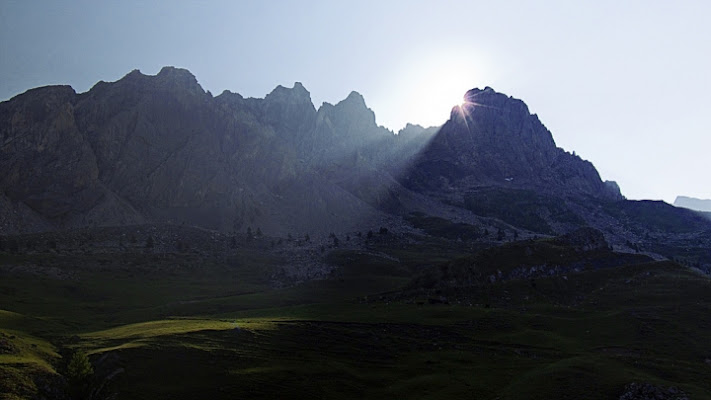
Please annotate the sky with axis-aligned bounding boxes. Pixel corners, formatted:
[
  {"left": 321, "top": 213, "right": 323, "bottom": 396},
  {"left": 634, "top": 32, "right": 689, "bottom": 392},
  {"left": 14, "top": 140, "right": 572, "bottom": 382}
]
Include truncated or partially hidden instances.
[{"left": 1, "top": 0, "right": 709, "bottom": 203}]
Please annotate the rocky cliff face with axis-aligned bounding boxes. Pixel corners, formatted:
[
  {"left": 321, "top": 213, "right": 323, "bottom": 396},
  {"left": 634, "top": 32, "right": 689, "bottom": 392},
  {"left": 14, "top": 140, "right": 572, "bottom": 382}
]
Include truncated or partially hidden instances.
[
  {"left": 0, "top": 67, "right": 670, "bottom": 238},
  {"left": 402, "top": 87, "right": 622, "bottom": 201},
  {"left": 0, "top": 67, "right": 402, "bottom": 234}
]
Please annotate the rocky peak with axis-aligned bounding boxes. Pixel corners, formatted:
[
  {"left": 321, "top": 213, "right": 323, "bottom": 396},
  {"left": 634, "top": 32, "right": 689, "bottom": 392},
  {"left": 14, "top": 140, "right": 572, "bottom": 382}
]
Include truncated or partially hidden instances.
[
  {"left": 0, "top": 68, "right": 632, "bottom": 235},
  {"left": 1, "top": 85, "right": 78, "bottom": 138},
  {"left": 604, "top": 181, "right": 624, "bottom": 200},
  {"left": 157, "top": 65, "right": 194, "bottom": 78},
  {"left": 329, "top": 91, "right": 377, "bottom": 129},
  {"left": 102, "top": 67, "right": 205, "bottom": 99},
  {"left": 398, "top": 123, "right": 426, "bottom": 136},
  {"left": 154, "top": 66, "right": 205, "bottom": 95},
  {"left": 404, "top": 87, "right": 619, "bottom": 201},
  {"left": 395, "top": 124, "right": 439, "bottom": 152},
  {"left": 457, "top": 87, "right": 556, "bottom": 150},
  {"left": 265, "top": 82, "right": 315, "bottom": 109},
  {"left": 262, "top": 82, "right": 317, "bottom": 135},
  {"left": 341, "top": 91, "right": 367, "bottom": 106},
  {"left": 9, "top": 85, "right": 77, "bottom": 104}
]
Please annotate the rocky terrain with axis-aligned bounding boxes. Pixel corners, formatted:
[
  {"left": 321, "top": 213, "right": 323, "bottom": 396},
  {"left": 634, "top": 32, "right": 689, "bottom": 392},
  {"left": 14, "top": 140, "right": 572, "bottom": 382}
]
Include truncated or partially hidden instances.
[
  {"left": 1, "top": 66, "right": 710, "bottom": 269},
  {"left": 2, "top": 68, "right": 711, "bottom": 399}
]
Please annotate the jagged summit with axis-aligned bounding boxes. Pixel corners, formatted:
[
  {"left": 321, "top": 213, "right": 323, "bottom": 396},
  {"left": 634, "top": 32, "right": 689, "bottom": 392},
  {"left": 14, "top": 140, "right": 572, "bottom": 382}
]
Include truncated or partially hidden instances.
[
  {"left": 1, "top": 66, "right": 630, "bottom": 235},
  {"left": 157, "top": 65, "right": 194, "bottom": 77},
  {"left": 333, "top": 91, "right": 369, "bottom": 112},
  {"left": 341, "top": 91, "right": 367, "bottom": 106},
  {"left": 460, "top": 86, "right": 534, "bottom": 116},
  {"left": 266, "top": 82, "right": 313, "bottom": 103},
  {"left": 406, "top": 85, "right": 622, "bottom": 201},
  {"left": 11, "top": 84, "right": 76, "bottom": 102},
  {"left": 117, "top": 66, "right": 199, "bottom": 83},
  {"left": 85, "top": 66, "right": 205, "bottom": 99}
]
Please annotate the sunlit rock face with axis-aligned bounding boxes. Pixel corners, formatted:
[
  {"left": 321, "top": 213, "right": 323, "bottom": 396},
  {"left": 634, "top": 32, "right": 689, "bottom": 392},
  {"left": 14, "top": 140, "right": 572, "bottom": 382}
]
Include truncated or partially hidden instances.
[
  {"left": 402, "top": 87, "right": 622, "bottom": 201},
  {"left": 0, "top": 67, "right": 626, "bottom": 235}
]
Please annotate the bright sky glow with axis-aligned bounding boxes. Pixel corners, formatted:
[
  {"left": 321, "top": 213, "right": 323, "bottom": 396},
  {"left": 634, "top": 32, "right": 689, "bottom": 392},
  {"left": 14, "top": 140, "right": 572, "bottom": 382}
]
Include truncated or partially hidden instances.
[
  {"left": 1, "top": 0, "right": 709, "bottom": 203},
  {"left": 369, "top": 48, "right": 489, "bottom": 129}
]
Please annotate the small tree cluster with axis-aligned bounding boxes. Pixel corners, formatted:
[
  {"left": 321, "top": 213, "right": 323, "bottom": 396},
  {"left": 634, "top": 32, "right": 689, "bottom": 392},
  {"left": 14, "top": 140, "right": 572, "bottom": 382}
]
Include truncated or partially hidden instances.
[
  {"left": 66, "top": 350, "right": 94, "bottom": 398},
  {"left": 67, "top": 351, "right": 94, "bottom": 383}
]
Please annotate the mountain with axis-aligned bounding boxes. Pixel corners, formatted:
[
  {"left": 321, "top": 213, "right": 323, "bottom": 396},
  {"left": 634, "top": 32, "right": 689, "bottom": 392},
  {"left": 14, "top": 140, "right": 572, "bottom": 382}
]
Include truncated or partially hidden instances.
[
  {"left": 0, "top": 68, "right": 604, "bottom": 231},
  {"left": 674, "top": 196, "right": 711, "bottom": 212},
  {"left": 0, "top": 68, "right": 384, "bottom": 235},
  {"left": 1, "top": 66, "right": 710, "bottom": 264},
  {"left": 3, "top": 67, "right": 711, "bottom": 400},
  {"left": 402, "top": 87, "right": 622, "bottom": 201}
]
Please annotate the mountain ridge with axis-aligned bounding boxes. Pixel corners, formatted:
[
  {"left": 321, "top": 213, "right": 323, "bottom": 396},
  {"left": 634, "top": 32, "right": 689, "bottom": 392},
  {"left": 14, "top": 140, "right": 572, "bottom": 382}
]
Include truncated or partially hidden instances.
[
  {"left": 674, "top": 195, "right": 711, "bottom": 213},
  {"left": 2, "top": 66, "right": 707, "bottom": 264}
]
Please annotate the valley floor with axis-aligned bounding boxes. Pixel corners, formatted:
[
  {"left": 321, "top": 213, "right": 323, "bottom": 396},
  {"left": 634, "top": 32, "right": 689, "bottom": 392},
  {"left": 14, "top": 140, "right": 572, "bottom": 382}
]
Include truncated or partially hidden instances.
[{"left": 0, "top": 227, "right": 709, "bottom": 399}]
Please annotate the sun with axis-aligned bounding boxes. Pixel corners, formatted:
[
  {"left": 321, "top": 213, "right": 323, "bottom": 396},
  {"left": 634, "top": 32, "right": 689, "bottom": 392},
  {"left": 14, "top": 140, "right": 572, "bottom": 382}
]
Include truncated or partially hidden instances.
[
  {"left": 411, "top": 63, "right": 477, "bottom": 126},
  {"left": 372, "top": 51, "right": 489, "bottom": 131},
  {"left": 367, "top": 47, "right": 491, "bottom": 131}
]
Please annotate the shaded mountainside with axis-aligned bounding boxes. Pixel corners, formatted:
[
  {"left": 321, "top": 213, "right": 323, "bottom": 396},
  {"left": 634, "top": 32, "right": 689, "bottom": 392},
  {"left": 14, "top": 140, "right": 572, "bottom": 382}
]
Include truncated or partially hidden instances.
[
  {"left": 1, "top": 67, "right": 710, "bottom": 266},
  {"left": 401, "top": 87, "right": 622, "bottom": 201},
  {"left": 0, "top": 67, "right": 405, "bottom": 235}
]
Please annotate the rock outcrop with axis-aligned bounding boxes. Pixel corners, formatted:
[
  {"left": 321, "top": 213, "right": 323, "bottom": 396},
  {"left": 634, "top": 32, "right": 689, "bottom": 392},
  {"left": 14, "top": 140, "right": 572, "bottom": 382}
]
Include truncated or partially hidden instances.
[
  {"left": 0, "top": 68, "right": 399, "bottom": 234},
  {"left": 402, "top": 87, "right": 623, "bottom": 201}
]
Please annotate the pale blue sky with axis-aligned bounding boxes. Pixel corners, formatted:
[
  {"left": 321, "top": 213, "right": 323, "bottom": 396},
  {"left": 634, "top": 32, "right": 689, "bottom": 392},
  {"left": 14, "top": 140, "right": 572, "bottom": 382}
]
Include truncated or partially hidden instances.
[{"left": 1, "top": 0, "right": 709, "bottom": 202}]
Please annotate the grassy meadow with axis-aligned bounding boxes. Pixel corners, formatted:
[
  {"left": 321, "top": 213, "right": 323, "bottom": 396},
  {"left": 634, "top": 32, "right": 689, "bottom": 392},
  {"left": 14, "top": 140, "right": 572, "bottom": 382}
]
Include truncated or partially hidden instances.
[{"left": 0, "top": 228, "right": 709, "bottom": 399}]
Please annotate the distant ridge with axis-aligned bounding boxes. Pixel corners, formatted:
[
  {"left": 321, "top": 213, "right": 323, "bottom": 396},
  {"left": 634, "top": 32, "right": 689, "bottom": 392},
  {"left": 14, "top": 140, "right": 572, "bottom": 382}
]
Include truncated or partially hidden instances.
[{"left": 674, "top": 196, "right": 711, "bottom": 212}]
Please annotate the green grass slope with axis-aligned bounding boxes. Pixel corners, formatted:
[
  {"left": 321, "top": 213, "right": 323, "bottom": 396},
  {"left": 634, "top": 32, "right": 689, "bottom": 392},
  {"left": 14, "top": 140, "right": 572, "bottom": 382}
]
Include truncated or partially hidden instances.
[{"left": 0, "top": 227, "right": 709, "bottom": 399}]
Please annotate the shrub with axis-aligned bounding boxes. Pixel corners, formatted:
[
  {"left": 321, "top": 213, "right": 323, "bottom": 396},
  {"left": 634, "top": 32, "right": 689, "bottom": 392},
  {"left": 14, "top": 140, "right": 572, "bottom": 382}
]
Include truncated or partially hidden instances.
[{"left": 67, "top": 351, "right": 93, "bottom": 384}]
